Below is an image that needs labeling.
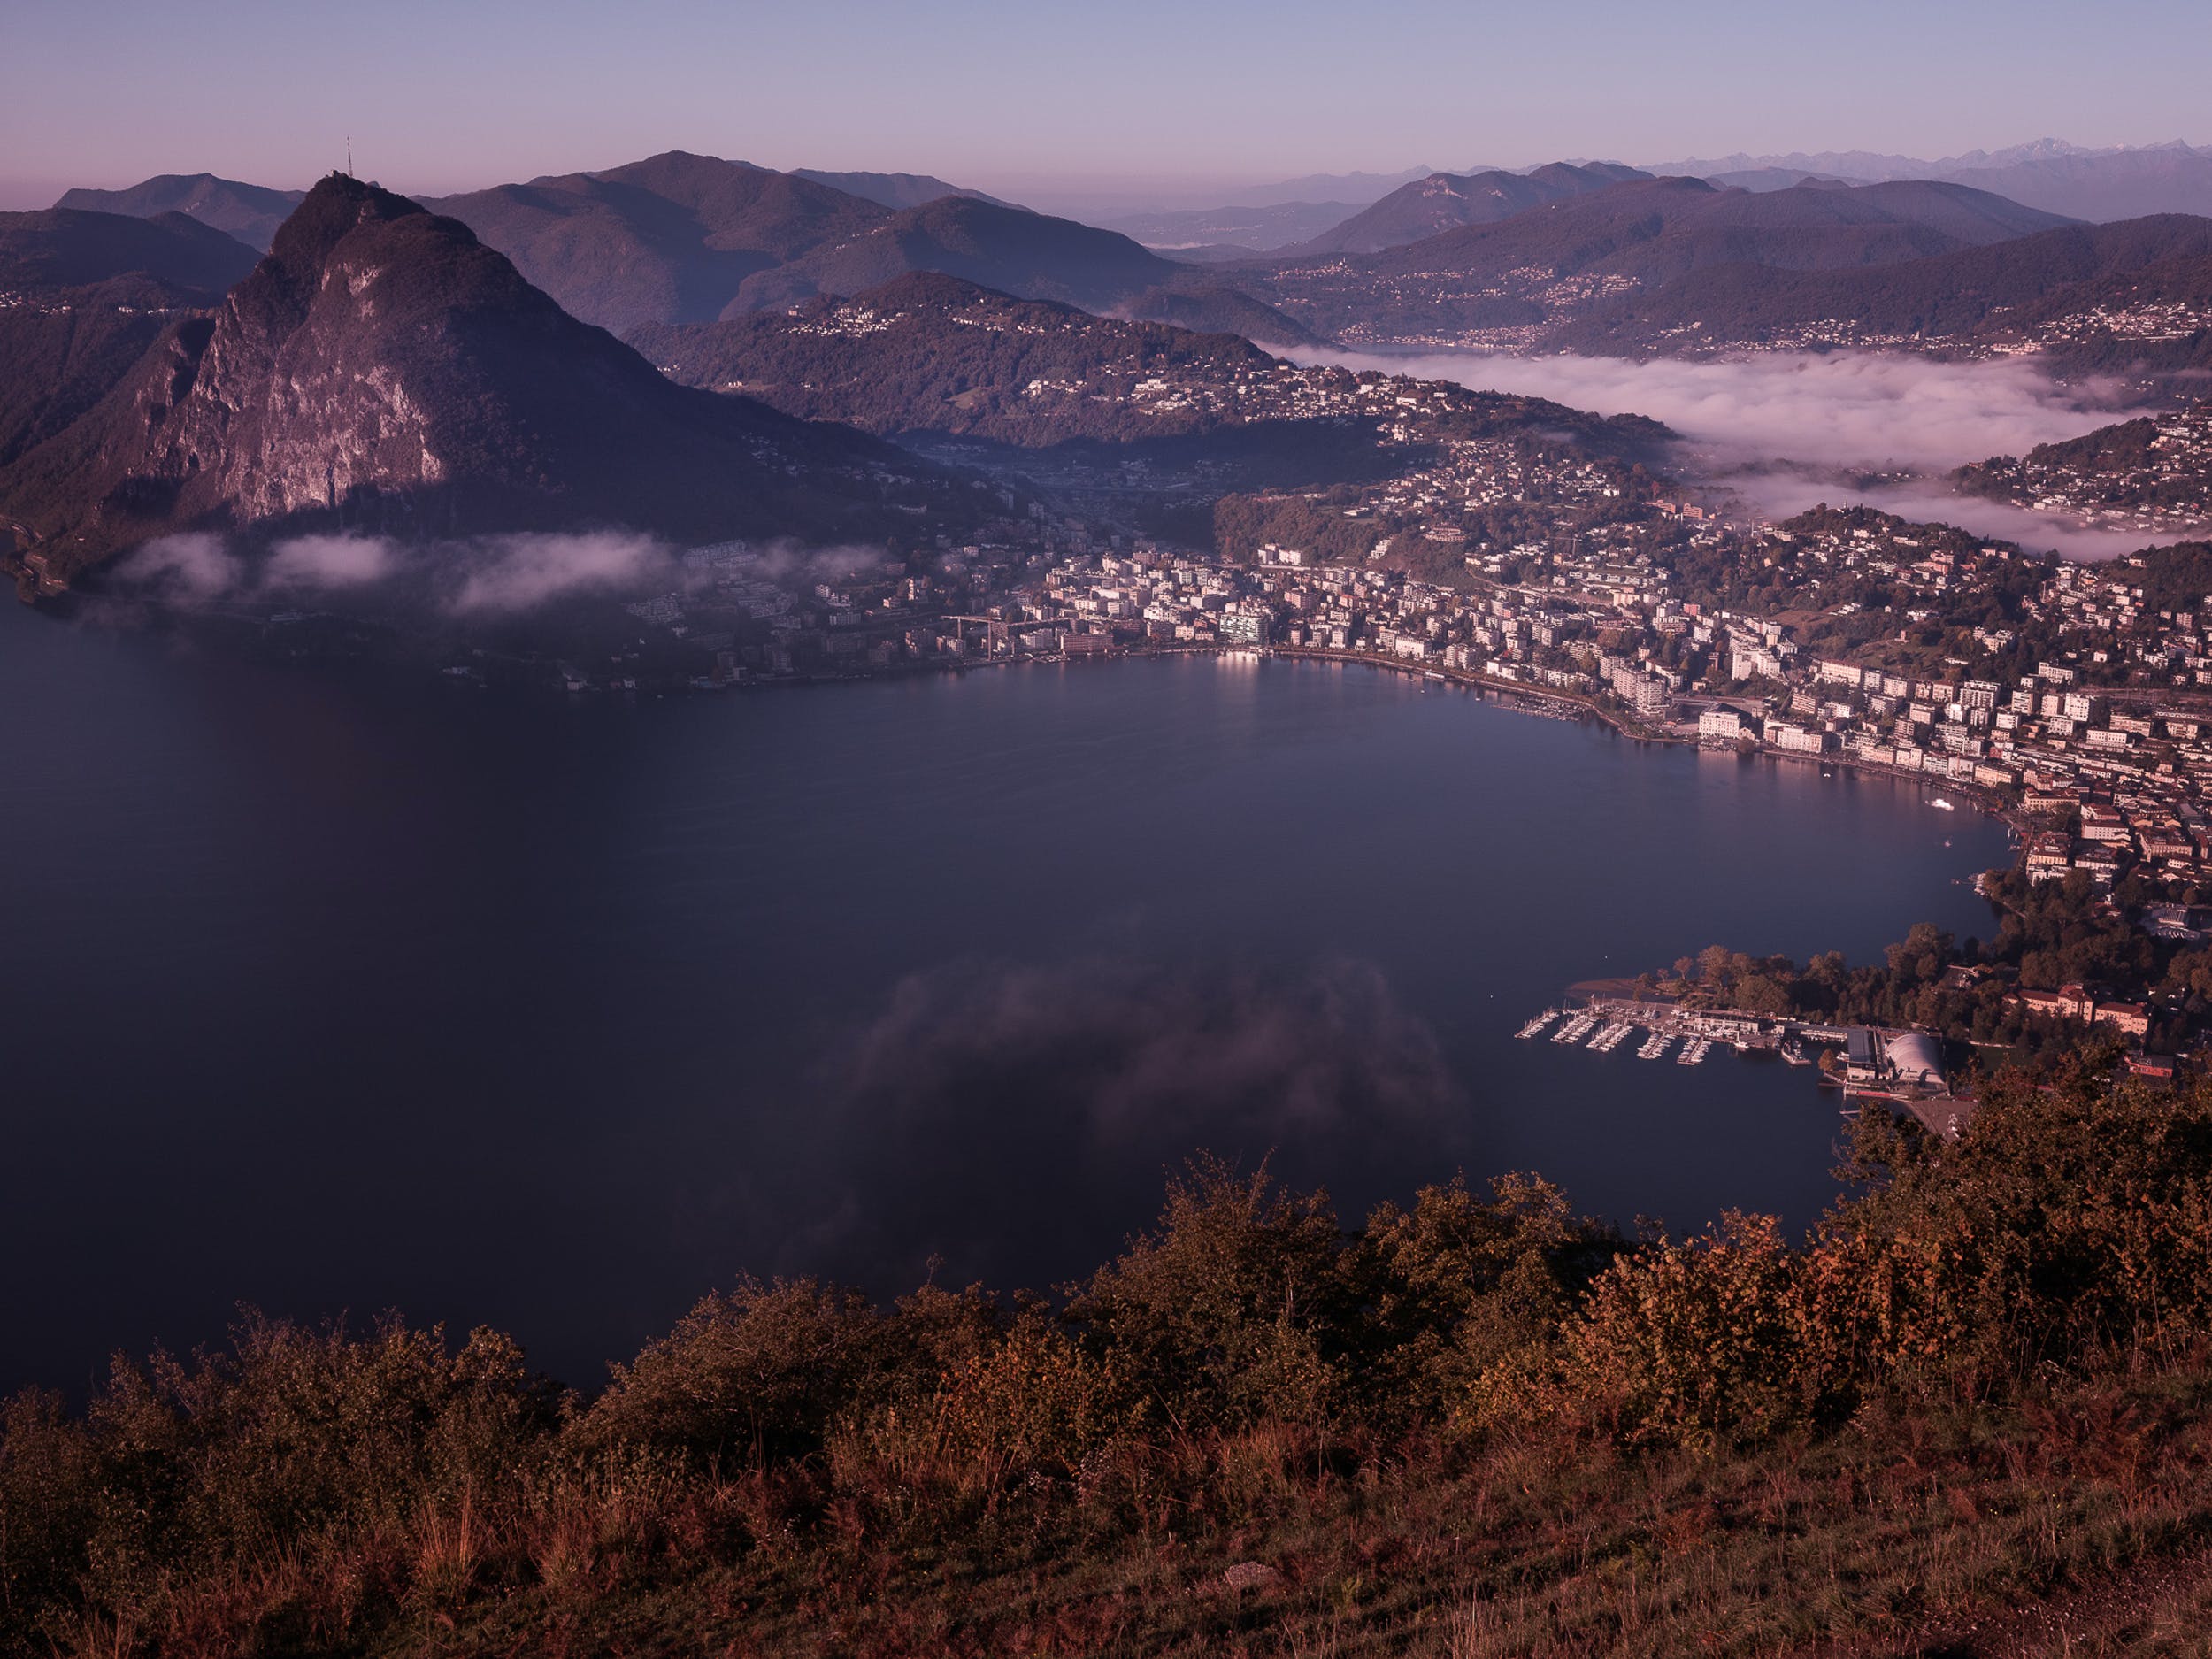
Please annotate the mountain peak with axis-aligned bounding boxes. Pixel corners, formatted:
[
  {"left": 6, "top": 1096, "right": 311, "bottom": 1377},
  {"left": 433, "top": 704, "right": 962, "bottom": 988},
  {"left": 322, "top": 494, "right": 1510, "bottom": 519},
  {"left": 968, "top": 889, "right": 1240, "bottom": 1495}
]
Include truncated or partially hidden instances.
[
  {"left": 1290, "top": 161, "right": 1659, "bottom": 256},
  {"left": 1, "top": 178, "right": 985, "bottom": 580},
  {"left": 265, "top": 173, "right": 426, "bottom": 270}
]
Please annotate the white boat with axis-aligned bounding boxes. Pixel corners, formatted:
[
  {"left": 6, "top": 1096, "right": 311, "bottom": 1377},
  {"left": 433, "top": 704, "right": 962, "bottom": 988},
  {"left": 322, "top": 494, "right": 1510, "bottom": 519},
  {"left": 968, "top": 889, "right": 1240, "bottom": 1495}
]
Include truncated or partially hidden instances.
[
  {"left": 1551, "top": 1012, "right": 1599, "bottom": 1044},
  {"left": 1932, "top": 796, "right": 1955, "bottom": 811},
  {"left": 1588, "top": 1020, "right": 1632, "bottom": 1052}
]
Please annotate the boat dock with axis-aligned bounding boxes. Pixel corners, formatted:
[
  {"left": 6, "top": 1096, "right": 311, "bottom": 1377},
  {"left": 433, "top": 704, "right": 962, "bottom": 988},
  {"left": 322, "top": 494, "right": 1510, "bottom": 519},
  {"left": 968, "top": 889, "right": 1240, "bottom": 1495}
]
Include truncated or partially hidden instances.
[
  {"left": 1517, "top": 993, "right": 1867, "bottom": 1078},
  {"left": 1516, "top": 993, "right": 1966, "bottom": 1133},
  {"left": 1535, "top": 995, "right": 1854, "bottom": 1058},
  {"left": 1552, "top": 1010, "right": 1601, "bottom": 1044},
  {"left": 1588, "top": 1020, "right": 1633, "bottom": 1053}
]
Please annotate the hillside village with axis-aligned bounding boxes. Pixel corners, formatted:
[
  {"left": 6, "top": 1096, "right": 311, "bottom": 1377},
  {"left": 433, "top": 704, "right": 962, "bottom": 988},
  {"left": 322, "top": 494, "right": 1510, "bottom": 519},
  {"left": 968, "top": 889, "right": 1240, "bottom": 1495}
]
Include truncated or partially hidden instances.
[
  {"left": 1955, "top": 401, "right": 2212, "bottom": 534},
  {"left": 1617, "top": 296, "right": 2212, "bottom": 361}
]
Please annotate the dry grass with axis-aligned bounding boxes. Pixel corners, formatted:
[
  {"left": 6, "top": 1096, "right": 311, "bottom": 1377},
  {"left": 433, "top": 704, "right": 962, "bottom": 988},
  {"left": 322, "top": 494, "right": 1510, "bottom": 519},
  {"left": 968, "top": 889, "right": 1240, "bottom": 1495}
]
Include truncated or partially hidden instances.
[{"left": 356, "top": 1369, "right": 2212, "bottom": 1659}]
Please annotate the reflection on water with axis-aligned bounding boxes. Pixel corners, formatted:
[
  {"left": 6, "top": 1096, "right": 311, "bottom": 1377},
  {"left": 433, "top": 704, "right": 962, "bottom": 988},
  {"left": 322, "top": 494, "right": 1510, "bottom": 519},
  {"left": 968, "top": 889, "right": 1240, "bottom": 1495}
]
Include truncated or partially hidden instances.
[{"left": 0, "top": 606, "right": 2008, "bottom": 1389}]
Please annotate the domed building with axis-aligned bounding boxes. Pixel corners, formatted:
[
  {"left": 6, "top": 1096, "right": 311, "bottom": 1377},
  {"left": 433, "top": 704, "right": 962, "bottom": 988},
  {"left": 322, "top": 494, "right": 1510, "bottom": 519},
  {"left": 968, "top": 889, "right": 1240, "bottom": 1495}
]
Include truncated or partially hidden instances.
[{"left": 1884, "top": 1030, "right": 1944, "bottom": 1092}]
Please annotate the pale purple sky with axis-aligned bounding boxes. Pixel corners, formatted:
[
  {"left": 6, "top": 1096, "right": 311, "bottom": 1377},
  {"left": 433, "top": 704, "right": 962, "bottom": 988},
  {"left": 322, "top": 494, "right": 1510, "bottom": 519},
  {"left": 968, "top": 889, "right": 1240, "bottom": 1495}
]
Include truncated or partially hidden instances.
[{"left": 5, "top": 0, "right": 2208, "bottom": 210}]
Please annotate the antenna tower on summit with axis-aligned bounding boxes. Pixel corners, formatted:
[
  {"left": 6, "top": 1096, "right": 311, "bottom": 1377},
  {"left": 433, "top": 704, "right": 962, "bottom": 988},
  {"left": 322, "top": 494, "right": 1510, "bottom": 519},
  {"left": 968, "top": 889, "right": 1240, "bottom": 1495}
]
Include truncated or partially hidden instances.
[{"left": 346, "top": 137, "right": 354, "bottom": 177}]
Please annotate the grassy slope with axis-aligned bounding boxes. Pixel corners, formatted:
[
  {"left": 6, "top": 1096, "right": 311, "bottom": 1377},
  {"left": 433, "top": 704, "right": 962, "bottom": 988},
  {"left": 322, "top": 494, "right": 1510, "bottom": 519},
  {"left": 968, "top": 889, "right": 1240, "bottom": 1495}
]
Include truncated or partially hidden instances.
[{"left": 399, "top": 1375, "right": 2212, "bottom": 1658}]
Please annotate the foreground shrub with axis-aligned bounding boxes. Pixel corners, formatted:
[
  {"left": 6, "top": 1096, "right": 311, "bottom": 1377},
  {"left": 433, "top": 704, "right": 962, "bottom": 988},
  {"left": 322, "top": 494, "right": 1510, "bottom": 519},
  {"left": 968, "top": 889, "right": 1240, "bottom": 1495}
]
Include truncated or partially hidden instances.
[{"left": 7, "top": 1071, "right": 2212, "bottom": 1653}]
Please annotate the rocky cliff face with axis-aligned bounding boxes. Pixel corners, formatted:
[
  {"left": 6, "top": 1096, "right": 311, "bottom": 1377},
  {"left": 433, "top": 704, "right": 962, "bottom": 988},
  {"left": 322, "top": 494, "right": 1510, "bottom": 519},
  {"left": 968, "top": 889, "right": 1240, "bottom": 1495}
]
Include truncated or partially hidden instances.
[
  {"left": 2, "top": 174, "right": 980, "bottom": 580},
  {"left": 145, "top": 179, "right": 476, "bottom": 521}
]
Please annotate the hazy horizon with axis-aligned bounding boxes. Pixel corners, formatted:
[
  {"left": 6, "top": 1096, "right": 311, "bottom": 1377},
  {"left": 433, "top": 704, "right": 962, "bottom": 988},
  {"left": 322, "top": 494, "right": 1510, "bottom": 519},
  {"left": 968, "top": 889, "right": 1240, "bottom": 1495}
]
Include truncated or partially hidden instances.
[{"left": 7, "top": 0, "right": 2210, "bottom": 212}]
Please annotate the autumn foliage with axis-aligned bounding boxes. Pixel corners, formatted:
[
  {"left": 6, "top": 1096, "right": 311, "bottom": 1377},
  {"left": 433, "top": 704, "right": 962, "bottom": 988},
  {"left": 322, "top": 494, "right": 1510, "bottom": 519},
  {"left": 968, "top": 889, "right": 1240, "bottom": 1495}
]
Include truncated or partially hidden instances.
[{"left": 7, "top": 1070, "right": 2212, "bottom": 1655}]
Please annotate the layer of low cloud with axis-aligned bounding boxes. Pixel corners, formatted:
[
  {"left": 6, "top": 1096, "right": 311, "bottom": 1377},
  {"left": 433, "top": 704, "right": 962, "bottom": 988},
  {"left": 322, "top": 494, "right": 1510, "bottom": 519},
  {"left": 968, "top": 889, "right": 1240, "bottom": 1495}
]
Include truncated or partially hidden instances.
[
  {"left": 114, "top": 528, "right": 687, "bottom": 616},
  {"left": 124, "top": 534, "right": 242, "bottom": 604},
  {"left": 448, "top": 531, "right": 667, "bottom": 613},
  {"left": 1298, "top": 345, "right": 2195, "bottom": 557},
  {"left": 1331, "top": 348, "right": 2142, "bottom": 473},
  {"left": 108, "top": 529, "right": 907, "bottom": 618},
  {"left": 264, "top": 533, "right": 397, "bottom": 590},
  {"left": 739, "top": 541, "right": 888, "bottom": 587}
]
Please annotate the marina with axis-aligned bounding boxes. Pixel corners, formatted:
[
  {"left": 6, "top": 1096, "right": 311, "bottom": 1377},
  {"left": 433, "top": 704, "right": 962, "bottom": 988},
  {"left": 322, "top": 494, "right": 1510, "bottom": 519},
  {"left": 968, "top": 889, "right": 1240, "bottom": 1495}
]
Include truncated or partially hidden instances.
[{"left": 1517, "top": 990, "right": 1968, "bottom": 1137}]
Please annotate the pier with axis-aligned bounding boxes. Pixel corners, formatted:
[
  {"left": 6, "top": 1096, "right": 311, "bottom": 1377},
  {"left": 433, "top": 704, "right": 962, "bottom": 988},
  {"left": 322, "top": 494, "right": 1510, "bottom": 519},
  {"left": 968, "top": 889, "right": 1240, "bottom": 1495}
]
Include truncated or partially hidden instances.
[{"left": 1517, "top": 989, "right": 1969, "bottom": 1136}]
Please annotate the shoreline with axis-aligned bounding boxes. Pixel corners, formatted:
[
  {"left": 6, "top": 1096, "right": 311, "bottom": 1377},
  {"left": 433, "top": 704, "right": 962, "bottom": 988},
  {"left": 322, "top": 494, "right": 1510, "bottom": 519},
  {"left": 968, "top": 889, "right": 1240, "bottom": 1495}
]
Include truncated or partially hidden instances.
[
  {"left": 11, "top": 593, "right": 2033, "bottom": 867},
  {"left": 1264, "top": 642, "right": 2025, "bottom": 850}
]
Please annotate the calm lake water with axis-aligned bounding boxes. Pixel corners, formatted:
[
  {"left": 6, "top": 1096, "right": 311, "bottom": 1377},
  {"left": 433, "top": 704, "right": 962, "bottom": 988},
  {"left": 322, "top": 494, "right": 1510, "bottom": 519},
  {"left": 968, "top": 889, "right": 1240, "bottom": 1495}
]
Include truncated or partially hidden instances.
[{"left": 0, "top": 603, "right": 2009, "bottom": 1391}]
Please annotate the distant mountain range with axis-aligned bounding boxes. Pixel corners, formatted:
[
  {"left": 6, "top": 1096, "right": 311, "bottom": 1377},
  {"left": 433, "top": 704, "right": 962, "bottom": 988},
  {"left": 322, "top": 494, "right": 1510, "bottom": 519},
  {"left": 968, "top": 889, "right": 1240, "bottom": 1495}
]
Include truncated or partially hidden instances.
[
  {"left": 1552, "top": 214, "right": 2212, "bottom": 375},
  {"left": 52, "top": 173, "right": 304, "bottom": 251},
  {"left": 1360, "top": 176, "right": 2074, "bottom": 275},
  {"left": 1647, "top": 140, "right": 2212, "bottom": 223},
  {"left": 1249, "top": 174, "right": 2083, "bottom": 342},
  {"left": 415, "top": 152, "right": 1304, "bottom": 339},
  {"left": 418, "top": 152, "right": 892, "bottom": 332},
  {"left": 1288, "top": 162, "right": 1654, "bottom": 256},
  {"left": 726, "top": 193, "right": 1316, "bottom": 341},
  {"left": 32, "top": 155, "right": 1316, "bottom": 357},
  {"left": 1651, "top": 137, "right": 2184, "bottom": 183},
  {"left": 47, "top": 166, "right": 1007, "bottom": 258},
  {"left": 1090, "top": 150, "right": 2162, "bottom": 260},
  {"left": 0, "top": 207, "right": 258, "bottom": 294},
  {"left": 727, "top": 193, "right": 1190, "bottom": 316},
  {"left": 1088, "top": 165, "right": 1622, "bottom": 255},
  {"left": 0, "top": 175, "right": 988, "bottom": 587}
]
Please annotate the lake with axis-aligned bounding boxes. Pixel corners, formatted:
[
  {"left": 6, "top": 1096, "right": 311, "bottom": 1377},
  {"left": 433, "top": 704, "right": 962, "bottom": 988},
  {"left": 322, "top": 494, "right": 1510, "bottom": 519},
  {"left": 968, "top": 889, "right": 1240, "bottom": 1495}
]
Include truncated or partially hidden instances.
[{"left": 0, "top": 603, "right": 2010, "bottom": 1391}]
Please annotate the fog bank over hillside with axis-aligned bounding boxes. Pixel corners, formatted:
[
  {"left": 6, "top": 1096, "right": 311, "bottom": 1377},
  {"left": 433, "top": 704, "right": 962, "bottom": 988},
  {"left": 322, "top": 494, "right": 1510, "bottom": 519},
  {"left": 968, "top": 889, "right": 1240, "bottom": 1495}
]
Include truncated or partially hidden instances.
[
  {"left": 1721, "top": 475, "right": 2187, "bottom": 562},
  {"left": 1297, "top": 346, "right": 2185, "bottom": 557},
  {"left": 1302, "top": 348, "right": 2136, "bottom": 473}
]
